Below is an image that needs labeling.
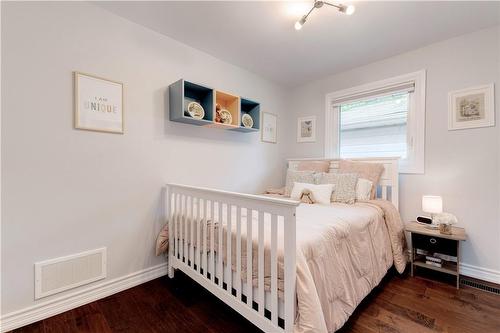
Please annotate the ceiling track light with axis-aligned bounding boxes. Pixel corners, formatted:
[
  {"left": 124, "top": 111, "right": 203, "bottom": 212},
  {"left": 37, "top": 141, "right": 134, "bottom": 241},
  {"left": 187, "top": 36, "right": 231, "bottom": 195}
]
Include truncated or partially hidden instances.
[{"left": 294, "top": 0, "right": 355, "bottom": 30}]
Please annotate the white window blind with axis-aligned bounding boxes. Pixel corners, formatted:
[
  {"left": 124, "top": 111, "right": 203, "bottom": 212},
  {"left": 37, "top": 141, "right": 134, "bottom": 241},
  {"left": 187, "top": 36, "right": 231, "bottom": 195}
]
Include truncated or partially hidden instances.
[
  {"left": 339, "top": 92, "right": 410, "bottom": 159},
  {"left": 331, "top": 82, "right": 414, "bottom": 106}
]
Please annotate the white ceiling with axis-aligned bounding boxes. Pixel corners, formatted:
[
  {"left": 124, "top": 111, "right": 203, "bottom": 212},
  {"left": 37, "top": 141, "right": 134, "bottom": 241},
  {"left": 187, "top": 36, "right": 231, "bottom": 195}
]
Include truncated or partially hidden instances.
[{"left": 96, "top": 1, "right": 500, "bottom": 87}]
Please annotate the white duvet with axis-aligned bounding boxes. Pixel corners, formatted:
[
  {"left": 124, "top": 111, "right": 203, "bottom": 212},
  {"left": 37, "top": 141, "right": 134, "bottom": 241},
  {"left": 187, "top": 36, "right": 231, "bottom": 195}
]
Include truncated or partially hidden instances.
[{"left": 167, "top": 200, "right": 406, "bottom": 333}]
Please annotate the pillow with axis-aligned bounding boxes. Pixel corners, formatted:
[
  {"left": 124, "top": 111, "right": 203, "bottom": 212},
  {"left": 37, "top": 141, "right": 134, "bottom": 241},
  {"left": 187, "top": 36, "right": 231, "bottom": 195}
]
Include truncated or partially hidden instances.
[
  {"left": 285, "top": 170, "right": 315, "bottom": 196},
  {"left": 356, "top": 178, "right": 373, "bottom": 201},
  {"left": 265, "top": 187, "right": 285, "bottom": 195},
  {"left": 290, "top": 182, "right": 334, "bottom": 205},
  {"left": 155, "top": 223, "right": 169, "bottom": 256},
  {"left": 317, "top": 173, "right": 358, "bottom": 204},
  {"left": 338, "top": 160, "right": 384, "bottom": 199},
  {"left": 297, "top": 160, "right": 330, "bottom": 173}
]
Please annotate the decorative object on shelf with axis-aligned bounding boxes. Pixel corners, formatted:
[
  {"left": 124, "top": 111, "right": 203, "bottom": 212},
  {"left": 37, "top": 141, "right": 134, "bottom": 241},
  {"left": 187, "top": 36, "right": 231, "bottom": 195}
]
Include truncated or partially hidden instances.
[
  {"left": 242, "top": 113, "right": 253, "bottom": 128},
  {"left": 261, "top": 112, "right": 277, "bottom": 143},
  {"left": 294, "top": 0, "right": 355, "bottom": 30},
  {"left": 187, "top": 101, "right": 205, "bottom": 120},
  {"left": 297, "top": 116, "right": 316, "bottom": 142},
  {"left": 422, "top": 195, "right": 443, "bottom": 227},
  {"left": 448, "top": 83, "right": 495, "bottom": 130},
  {"left": 216, "top": 109, "right": 232, "bottom": 124},
  {"left": 74, "top": 71, "right": 123, "bottom": 134},
  {"left": 434, "top": 212, "right": 458, "bottom": 235},
  {"left": 215, "top": 103, "right": 222, "bottom": 123}
]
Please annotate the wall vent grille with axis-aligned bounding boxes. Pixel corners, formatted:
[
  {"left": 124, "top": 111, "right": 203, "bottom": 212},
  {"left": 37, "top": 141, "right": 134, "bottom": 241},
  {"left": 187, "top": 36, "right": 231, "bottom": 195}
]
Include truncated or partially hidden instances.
[
  {"left": 35, "top": 248, "right": 107, "bottom": 299},
  {"left": 460, "top": 277, "right": 500, "bottom": 295}
]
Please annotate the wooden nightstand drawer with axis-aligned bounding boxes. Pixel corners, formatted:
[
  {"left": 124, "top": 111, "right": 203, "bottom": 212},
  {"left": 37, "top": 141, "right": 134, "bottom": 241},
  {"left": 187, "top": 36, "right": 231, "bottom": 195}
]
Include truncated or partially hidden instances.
[{"left": 412, "top": 233, "right": 457, "bottom": 256}]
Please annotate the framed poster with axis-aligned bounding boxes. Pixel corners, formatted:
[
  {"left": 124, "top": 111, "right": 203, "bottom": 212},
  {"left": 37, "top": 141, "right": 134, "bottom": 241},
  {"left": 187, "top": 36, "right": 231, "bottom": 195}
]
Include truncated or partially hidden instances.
[
  {"left": 74, "top": 72, "right": 124, "bottom": 134},
  {"left": 297, "top": 116, "right": 316, "bottom": 142},
  {"left": 448, "top": 84, "right": 494, "bottom": 130},
  {"left": 261, "top": 112, "right": 277, "bottom": 143}
]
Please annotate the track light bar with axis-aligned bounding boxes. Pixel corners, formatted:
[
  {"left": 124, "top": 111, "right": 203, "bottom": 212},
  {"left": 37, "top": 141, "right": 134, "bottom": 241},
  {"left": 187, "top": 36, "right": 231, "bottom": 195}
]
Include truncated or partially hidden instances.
[{"left": 294, "top": 1, "right": 355, "bottom": 30}]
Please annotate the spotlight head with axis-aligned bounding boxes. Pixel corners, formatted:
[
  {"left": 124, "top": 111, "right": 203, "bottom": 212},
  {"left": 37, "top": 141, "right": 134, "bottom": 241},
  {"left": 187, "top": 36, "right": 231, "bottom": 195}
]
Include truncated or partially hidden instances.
[
  {"left": 339, "top": 4, "right": 355, "bottom": 15},
  {"left": 295, "top": 15, "right": 307, "bottom": 30}
]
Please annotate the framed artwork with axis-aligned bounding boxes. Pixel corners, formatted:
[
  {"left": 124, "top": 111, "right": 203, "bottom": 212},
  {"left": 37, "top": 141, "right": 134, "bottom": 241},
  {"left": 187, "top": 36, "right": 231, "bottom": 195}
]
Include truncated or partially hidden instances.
[
  {"left": 297, "top": 116, "right": 316, "bottom": 142},
  {"left": 448, "top": 84, "right": 494, "bottom": 131},
  {"left": 261, "top": 112, "right": 277, "bottom": 143},
  {"left": 74, "top": 71, "right": 124, "bottom": 134}
]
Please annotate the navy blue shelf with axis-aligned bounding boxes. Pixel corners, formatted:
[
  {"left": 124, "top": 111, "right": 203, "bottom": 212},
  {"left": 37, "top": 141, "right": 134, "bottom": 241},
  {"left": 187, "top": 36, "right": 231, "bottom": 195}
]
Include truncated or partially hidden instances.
[
  {"left": 169, "top": 79, "right": 214, "bottom": 125},
  {"left": 232, "top": 98, "right": 260, "bottom": 132}
]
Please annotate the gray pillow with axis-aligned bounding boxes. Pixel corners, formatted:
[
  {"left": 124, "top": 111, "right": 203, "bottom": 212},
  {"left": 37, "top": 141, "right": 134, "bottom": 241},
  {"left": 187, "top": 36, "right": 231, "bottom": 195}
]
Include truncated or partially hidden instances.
[
  {"left": 317, "top": 173, "right": 358, "bottom": 204},
  {"left": 285, "top": 170, "right": 316, "bottom": 196}
]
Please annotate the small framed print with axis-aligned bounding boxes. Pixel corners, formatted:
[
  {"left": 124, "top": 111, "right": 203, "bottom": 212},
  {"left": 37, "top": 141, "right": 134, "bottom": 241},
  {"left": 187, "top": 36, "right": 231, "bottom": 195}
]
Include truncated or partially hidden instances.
[
  {"left": 448, "top": 84, "right": 495, "bottom": 131},
  {"left": 261, "top": 112, "right": 277, "bottom": 143},
  {"left": 74, "top": 72, "right": 124, "bottom": 134},
  {"left": 297, "top": 116, "right": 316, "bottom": 142}
]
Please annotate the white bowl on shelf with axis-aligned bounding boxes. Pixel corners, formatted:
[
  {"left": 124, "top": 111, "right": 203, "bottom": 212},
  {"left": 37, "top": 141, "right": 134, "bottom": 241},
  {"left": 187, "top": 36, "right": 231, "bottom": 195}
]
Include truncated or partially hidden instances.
[
  {"left": 219, "top": 109, "right": 232, "bottom": 124},
  {"left": 186, "top": 101, "right": 205, "bottom": 120},
  {"left": 242, "top": 113, "right": 253, "bottom": 128}
]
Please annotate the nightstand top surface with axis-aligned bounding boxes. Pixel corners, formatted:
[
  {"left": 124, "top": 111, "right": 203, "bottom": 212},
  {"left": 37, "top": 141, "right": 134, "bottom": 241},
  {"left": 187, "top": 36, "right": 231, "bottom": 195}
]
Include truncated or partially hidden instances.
[{"left": 405, "top": 221, "right": 466, "bottom": 241}]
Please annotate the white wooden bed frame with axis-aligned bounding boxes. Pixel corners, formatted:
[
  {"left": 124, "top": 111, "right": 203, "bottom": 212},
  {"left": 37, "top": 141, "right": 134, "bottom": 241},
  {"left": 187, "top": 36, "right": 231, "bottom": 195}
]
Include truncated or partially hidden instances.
[{"left": 165, "top": 157, "right": 399, "bottom": 333}]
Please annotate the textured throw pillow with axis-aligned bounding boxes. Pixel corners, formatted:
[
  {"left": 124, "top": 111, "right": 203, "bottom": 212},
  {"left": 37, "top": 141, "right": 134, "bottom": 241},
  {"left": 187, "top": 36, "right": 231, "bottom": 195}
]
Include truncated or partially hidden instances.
[
  {"left": 285, "top": 170, "right": 315, "bottom": 196},
  {"left": 338, "top": 160, "right": 384, "bottom": 199},
  {"left": 290, "top": 182, "right": 334, "bottom": 205},
  {"left": 297, "top": 160, "right": 330, "bottom": 173},
  {"left": 356, "top": 178, "right": 373, "bottom": 201},
  {"left": 318, "top": 173, "right": 358, "bottom": 204}
]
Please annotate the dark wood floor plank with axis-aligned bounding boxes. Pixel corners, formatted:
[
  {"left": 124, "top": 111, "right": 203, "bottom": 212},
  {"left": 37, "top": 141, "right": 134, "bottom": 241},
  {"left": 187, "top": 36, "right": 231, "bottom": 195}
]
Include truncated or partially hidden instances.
[{"left": 9, "top": 270, "right": 500, "bottom": 333}]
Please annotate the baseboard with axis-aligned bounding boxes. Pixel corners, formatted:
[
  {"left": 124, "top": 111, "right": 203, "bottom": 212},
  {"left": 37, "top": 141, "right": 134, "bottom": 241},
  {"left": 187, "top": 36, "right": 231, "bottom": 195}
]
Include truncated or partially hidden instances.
[
  {"left": 460, "top": 262, "right": 500, "bottom": 285},
  {"left": 0, "top": 263, "right": 168, "bottom": 332}
]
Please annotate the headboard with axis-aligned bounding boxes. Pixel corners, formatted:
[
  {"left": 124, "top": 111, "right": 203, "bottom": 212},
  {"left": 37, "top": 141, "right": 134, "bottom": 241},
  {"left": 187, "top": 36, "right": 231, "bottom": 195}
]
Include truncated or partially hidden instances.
[{"left": 287, "top": 157, "right": 399, "bottom": 209}]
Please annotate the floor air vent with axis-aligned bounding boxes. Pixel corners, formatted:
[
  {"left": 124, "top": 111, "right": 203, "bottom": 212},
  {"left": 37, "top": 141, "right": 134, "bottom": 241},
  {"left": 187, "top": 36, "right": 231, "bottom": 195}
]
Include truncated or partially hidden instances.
[
  {"left": 460, "top": 276, "right": 500, "bottom": 295},
  {"left": 35, "top": 248, "right": 107, "bottom": 299}
]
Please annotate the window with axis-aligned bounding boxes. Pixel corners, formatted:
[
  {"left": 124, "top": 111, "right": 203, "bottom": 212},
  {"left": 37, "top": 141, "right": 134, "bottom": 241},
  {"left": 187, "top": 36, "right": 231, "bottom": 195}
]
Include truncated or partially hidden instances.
[
  {"left": 325, "top": 70, "right": 426, "bottom": 174},
  {"left": 340, "top": 92, "right": 409, "bottom": 159}
]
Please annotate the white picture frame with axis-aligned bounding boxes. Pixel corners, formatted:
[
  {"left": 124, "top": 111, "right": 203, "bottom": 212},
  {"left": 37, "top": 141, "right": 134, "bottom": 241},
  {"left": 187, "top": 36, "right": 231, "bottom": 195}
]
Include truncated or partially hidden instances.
[
  {"left": 74, "top": 71, "right": 124, "bottom": 134},
  {"left": 448, "top": 84, "right": 494, "bottom": 131},
  {"left": 261, "top": 112, "right": 277, "bottom": 143},
  {"left": 297, "top": 116, "right": 316, "bottom": 142}
]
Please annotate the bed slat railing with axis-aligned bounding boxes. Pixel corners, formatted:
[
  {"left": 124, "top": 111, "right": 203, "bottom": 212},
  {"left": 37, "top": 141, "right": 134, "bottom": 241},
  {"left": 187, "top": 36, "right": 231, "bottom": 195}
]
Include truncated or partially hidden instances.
[{"left": 166, "top": 184, "right": 299, "bottom": 333}]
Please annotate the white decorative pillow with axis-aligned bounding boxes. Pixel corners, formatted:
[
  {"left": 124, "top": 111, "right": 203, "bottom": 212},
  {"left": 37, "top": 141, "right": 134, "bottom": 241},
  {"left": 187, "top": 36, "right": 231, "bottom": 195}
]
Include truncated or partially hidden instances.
[
  {"left": 356, "top": 178, "right": 373, "bottom": 201},
  {"left": 284, "top": 170, "right": 316, "bottom": 196},
  {"left": 338, "top": 160, "right": 384, "bottom": 199},
  {"left": 317, "top": 173, "right": 358, "bottom": 204},
  {"left": 290, "top": 182, "right": 334, "bottom": 205}
]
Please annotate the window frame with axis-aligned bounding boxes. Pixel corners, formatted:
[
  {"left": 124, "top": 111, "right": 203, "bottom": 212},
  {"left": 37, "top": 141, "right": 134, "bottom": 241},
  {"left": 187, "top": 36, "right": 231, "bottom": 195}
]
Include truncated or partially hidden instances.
[{"left": 324, "top": 70, "right": 426, "bottom": 174}]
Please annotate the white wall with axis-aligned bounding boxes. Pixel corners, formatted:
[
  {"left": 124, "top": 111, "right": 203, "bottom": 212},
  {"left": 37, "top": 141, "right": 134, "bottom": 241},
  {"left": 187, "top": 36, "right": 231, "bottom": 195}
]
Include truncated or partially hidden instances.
[
  {"left": 286, "top": 26, "right": 500, "bottom": 280},
  {"left": 2, "top": 1, "right": 500, "bottom": 322},
  {"left": 1, "top": 2, "right": 289, "bottom": 315}
]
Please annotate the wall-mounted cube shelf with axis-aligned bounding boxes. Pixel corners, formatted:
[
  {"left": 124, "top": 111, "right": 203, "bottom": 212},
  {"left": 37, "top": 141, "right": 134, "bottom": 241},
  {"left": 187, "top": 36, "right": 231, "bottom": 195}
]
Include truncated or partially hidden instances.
[
  {"left": 232, "top": 98, "right": 260, "bottom": 132},
  {"left": 169, "top": 79, "right": 260, "bottom": 133}
]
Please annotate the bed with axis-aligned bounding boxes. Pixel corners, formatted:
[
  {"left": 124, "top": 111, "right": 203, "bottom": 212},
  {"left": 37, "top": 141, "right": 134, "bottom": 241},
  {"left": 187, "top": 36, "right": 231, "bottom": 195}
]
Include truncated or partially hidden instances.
[{"left": 164, "top": 157, "right": 405, "bottom": 333}]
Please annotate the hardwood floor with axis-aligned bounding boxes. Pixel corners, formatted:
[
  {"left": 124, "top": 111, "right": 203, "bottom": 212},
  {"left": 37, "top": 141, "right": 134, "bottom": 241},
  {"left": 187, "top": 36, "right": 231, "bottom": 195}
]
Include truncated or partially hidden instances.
[{"left": 10, "top": 270, "right": 500, "bottom": 333}]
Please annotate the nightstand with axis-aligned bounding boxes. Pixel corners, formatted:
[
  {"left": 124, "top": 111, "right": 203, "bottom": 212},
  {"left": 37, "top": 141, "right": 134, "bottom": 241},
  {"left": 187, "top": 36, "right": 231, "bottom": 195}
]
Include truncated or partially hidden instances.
[{"left": 405, "top": 221, "right": 466, "bottom": 289}]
